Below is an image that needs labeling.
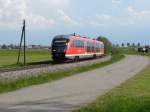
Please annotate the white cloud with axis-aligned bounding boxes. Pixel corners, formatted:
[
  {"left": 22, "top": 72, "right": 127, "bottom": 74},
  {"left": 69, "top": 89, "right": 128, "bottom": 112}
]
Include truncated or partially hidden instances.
[
  {"left": 0, "top": 0, "right": 26, "bottom": 20},
  {"left": 57, "top": 9, "right": 79, "bottom": 26},
  {"left": 19, "top": 0, "right": 27, "bottom": 19},
  {"left": 0, "top": 0, "right": 70, "bottom": 29},
  {"left": 27, "top": 14, "right": 56, "bottom": 29},
  {"left": 96, "top": 14, "right": 111, "bottom": 21},
  {"left": 47, "top": 0, "right": 70, "bottom": 7},
  {"left": 127, "top": 6, "right": 150, "bottom": 17},
  {"left": 0, "top": 9, "right": 2, "bottom": 18},
  {"left": 89, "top": 13, "right": 134, "bottom": 27},
  {"left": 89, "top": 21, "right": 107, "bottom": 27},
  {"left": 112, "top": 0, "right": 121, "bottom": 6},
  {"left": 0, "top": 0, "right": 26, "bottom": 29},
  {"left": 127, "top": 6, "right": 150, "bottom": 18},
  {"left": 88, "top": 14, "right": 111, "bottom": 27}
]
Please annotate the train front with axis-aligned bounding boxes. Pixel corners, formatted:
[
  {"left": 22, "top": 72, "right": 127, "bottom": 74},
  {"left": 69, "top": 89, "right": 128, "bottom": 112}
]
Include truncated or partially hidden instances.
[{"left": 51, "top": 35, "right": 70, "bottom": 62}]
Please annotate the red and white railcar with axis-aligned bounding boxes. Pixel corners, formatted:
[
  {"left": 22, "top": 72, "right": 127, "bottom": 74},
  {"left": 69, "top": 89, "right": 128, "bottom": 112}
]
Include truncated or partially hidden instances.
[{"left": 51, "top": 34, "right": 104, "bottom": 61}]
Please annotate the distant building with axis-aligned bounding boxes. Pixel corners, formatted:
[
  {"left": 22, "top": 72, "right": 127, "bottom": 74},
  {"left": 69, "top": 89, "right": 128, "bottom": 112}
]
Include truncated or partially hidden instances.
[
  {"left": 0, "top": 44, "right": 50, "bottom": 50},
  {"left": 27, "top": 45, "right": 50, "bottom": 49},
  {"left": 27, "top": 45, "right": 33, "bottom": 49}
]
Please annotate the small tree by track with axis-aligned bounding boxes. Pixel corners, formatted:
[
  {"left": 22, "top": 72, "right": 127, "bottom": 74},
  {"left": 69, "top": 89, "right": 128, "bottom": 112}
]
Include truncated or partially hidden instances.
[{"left": 97, "top": 36, "right": 112, "bottom": 55}]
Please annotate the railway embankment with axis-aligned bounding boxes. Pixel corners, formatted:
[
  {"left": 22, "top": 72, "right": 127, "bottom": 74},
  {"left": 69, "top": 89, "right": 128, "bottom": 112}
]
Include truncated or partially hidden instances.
[
  {"left": 0, "top": 54, "right": 124, "bottom": 94},
  {"left": 0, "top": 56, "right": 111, "bottom": 81}
]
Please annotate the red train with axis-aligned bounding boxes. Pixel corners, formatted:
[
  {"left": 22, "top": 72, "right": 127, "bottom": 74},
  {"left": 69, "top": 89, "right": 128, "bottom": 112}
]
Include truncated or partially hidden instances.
[{"left": 51, "top": 34, "right": 104, "bottom": 62}]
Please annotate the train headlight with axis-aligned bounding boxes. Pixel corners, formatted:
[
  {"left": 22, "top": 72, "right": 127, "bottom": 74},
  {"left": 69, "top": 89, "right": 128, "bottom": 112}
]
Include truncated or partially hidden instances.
[{"left": 64, "top": 49, "right": 66, "bottom": 52}]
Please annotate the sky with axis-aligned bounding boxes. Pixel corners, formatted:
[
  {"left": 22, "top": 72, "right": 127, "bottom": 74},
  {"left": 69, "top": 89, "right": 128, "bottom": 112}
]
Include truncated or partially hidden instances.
[{"left": 0, "top": 0, "right": 150, "bottom": 45}]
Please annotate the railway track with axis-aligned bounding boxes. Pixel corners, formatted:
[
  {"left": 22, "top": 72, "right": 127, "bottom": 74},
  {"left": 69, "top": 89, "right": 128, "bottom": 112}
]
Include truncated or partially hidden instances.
[
  {"left": 0, "top": 56, "right": 111, "bottom": 81},
  {"left": 0, "top": 56, "right": 108, "bottom": 73},
  {"left": 0, "top": 62, "right": 54, "bottom": 73},
  {"left": 0, "top": 60, "right": 78, "bottom": 73}
]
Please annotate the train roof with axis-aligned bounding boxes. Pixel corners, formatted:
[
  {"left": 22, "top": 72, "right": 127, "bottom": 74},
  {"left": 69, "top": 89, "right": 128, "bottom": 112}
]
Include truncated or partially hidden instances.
[
  {"left": 53, "top": 35, "right": 70, "bottom": 39},
  {"left": 53, "top": 34, "right": 104, "bottom": 44}
]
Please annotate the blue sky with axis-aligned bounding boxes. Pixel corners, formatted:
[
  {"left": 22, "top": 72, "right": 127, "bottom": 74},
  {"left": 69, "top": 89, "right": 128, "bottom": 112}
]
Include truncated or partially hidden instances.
[{"left": 0, "top": 0, "right": 150, "bottom": 45}]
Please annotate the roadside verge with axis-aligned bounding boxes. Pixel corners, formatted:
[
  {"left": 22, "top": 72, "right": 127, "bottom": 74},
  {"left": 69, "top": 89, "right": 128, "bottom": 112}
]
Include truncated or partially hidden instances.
[{"left": 79, "top": 55, "right": 150, "bottom": 112}]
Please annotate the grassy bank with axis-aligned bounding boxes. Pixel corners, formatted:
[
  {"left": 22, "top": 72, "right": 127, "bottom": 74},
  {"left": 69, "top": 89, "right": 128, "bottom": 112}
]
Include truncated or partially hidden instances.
[
  {"left": 0, "top": 49, "right": 51, "bottom": 69},
  {"left": 79, "top": 55, "right": 150, "bottom": 112},
  {"left": 112, "top": 47, "right": 139, "bottom": 55},
  {"left": 0, "top": 54, "right": 124, "bottom": 94}
]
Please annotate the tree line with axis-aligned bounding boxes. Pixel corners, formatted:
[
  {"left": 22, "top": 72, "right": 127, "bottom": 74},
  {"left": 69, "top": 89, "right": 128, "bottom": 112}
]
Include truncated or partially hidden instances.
[
  {"left": 96, "top": 36, "right": 142, "bottom": 54},
  {"left": 0, "top": 44, "right": 20, "bottom": 49},
  {"left": 114, "top": 42, "right": 141, "bottom": 48}
]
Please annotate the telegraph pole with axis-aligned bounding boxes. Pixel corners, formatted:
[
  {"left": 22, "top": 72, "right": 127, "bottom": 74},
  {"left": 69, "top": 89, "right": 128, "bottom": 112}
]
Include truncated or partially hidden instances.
[
  {"left": 23, "top": 20, "right": 26, "bottom": 65},
  {"left": 17, "top": 19, "right": 26, "bottom": 65}
]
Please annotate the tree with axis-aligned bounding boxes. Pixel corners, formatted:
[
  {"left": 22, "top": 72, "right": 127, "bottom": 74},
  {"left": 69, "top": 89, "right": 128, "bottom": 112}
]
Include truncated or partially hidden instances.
[
  {"left": 1, "top": 44, "right": 7, "bottom": 49},
  {"left": 9, "top": 44, "right": 14, "bottom": 49},
  {"left": 116, "top": 44, "right": 119, "bottom": 48},
  {"left": 127, "top": 42, "right": 130, "bottom": 47},
  {"left": 97, "top": 36, "right": 112, "bottom": 54},
  {"left": 137, "top": 43, "right": 141, "bottom": 47},
  {"left": 121, "top": 43, "right": 125, "bottom": 47},
  {"left": 132, "top": 43, "right": 135, "bottom": 47}
]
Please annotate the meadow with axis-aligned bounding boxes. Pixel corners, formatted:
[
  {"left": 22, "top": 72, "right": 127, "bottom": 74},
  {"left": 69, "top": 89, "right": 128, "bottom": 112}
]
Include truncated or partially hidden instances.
[
  {"left": 0, "top": 47, "right": 139, "bottom": 69},
  {"left": 0, "top": 49, "right": 51, "bottom": 69}
]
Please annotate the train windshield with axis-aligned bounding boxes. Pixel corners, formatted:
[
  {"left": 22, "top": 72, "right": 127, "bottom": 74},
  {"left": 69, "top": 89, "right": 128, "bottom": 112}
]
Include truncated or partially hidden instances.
[
  {"left": 54, "top": 39, "right": 67, "bottom": 45},
  {"left": 53, "top": 39, "right": 69, "bottom": 46}
]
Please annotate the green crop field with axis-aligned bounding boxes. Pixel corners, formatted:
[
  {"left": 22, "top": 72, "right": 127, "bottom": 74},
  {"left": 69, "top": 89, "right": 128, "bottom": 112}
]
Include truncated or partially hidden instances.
[{"left": 0, "top": 49, "right": 51, "bottom": 69}]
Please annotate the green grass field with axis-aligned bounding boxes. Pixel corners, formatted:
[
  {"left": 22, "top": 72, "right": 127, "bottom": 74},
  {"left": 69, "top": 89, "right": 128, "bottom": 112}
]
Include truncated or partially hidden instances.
[
  {"left": 0, "top": 47, "right": 139, "bottom": 69},
  {"left": 79, "top": 54, "right": 150, "bottom": 112},
  {"left": 117, "top": 47, "right": 138, "bottom": 54},
  {"left": 0, "top": 49, "right": 51, "bottom": 69}
]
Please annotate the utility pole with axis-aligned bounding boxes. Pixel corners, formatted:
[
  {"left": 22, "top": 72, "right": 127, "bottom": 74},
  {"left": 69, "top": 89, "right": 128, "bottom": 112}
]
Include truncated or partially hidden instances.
[{"left": 17, "top": 19, "right": 26, "bottom": 65}]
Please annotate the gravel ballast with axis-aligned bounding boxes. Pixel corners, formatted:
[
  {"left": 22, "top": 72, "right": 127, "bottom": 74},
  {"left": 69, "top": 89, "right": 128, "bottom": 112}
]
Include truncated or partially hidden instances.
[{"left": 0, "top": 56, "right": 111, "bottom": 81}]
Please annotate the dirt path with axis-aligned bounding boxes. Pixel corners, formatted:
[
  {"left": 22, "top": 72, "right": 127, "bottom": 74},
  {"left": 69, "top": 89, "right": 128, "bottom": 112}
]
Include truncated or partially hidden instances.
[{"left": 0, "top": 55, "right": 149, "bottom": 112}]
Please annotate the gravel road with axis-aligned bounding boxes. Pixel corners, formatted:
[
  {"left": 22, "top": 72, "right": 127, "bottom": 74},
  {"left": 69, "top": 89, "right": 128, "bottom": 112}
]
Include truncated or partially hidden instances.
[{"left": 0, "top": 55, "right": 149, "bottom": 112}]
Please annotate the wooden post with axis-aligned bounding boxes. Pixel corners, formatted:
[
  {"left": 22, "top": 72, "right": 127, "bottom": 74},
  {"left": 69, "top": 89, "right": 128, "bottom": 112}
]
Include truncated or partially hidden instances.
[
  {"left": 17, "top": 20, "right": 26, "bottom": 65},
  {"left": 23, "top": 20, "right": 26, "bottom": 65}
]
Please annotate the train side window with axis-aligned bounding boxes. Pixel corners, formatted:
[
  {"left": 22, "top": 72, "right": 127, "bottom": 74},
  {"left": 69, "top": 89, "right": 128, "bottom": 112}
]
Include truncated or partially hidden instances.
[
  {"left": 102, "top": 44, "right": 104, "bottom": 48},
  {"left": 92, "top": 43, "right": 94, "bottom": 52},
  {"left": 77, "top": 40, "right": 80, "bottom": 47},
  {"left": 87, "top": 42, "right": 90, "bottom": 52},
  {"left": 79, "top": 40, "right": 84, "bottom": 48},
  {"left": 71, "top": 41, "right": 74, "bottom": 47},
  {"left": 87, "top": 42, "right": 94, "bottom": 52},
  {"left": 96, "top": 43, "right": 101, "bottom": 52},
  {"left": 71, "top": 40, "right": 77, "bottom": 47},
  {"left": 71, "top": 40, "right": 84, "bottom": 48}
]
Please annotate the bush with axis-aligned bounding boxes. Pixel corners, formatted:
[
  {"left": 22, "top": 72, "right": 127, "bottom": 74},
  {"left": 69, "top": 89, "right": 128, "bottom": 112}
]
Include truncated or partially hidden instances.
[{"left": 97, "top": 36, "right": 112, "bottom": 54}]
